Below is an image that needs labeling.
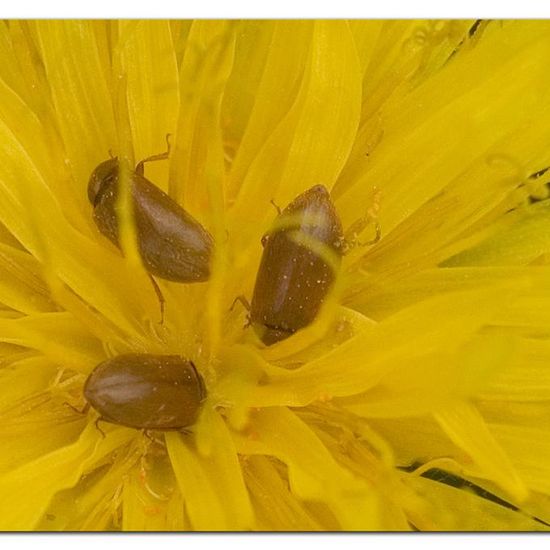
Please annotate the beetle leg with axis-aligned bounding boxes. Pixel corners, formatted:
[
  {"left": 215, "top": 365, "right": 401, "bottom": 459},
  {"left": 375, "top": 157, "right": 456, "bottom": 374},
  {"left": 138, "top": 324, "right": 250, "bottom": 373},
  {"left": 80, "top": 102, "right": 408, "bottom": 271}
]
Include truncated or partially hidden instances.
[
  {"left": 230, "top": 295, "right": 251, "bottom": 312},
  {"left": 231, "top": 296, "right": 253, "bottom": 327},
  {"left": 354, "top": 221, "right": 382, "bottom": 248},
  {"left": 94, "top": 417, "right": 107, "bottom": 438},
  {"left": 343, "top": 221, "right": 381, "bottom": 253},
  {"left": 142, "top": 429, "right": 158, "bottom": 443},
  {"left": 529, "top": 166, "right": 550, "bottom": 180},
  {"left": 149, "top": 275, "right": 165, "bottom": 324},
  {"left": 110, "top": 484, "right": 124, "bottom": 528},
  {"left": 135, "top": 134, "right": 172, "bottom": 176},
  {"left": 230, "top": 295, "right": 253, "bottom": 328},
  {"left": 270, "top": 199, "right": 282, "bottom": 215},
  {"left": 63, "top": 401, "right": 90, "bottom": 416},
  {"left": 342, "top": 188, "right": 382, "bottom": 253}
]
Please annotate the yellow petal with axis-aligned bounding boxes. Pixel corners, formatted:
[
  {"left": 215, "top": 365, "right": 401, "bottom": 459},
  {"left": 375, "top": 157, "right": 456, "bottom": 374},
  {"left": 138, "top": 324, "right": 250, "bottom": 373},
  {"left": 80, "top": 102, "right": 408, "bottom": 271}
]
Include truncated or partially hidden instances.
[
  {"left": 435, "top": 402, "right": 527, "bottom": 501},
  {"left": 233, "top": 407, "right": 378, "bottom": 530},
  {"left": 169, "top": 21, "right": 192, "bottom": 67},
  {"left": 0, "top": 107, "right": 158, "bottom": 342},
  {"left": 252, "top": 284, "right": 524, "bottom": 407},
  {"left": 0, "top": 313, "right": 104, "bottom": 372},
  {"left": 348, "top": 20, "right": 383, "bottom": 83},
  {"left": 336, "top": 21, "right": 550, "bottom": 235},
  {"left": 0, "top": 23, "right": 33, "bottom": 105},
  {"left": 0, "top": 424, "right": 133, "bottom": 530},
  {"left": 166, "top": 409, "right": 253, "bottom": 530},
  {"left": 0, "top": 355, "right": 57, "bottom": 412},
  {"left": 368, "top": 415, "right": 472, "bottom": 475},
  {"left": 480, "top": 419, "right": 550, "bottom": 495},
  {"left": 227, "top": 21, "right": 312, "bottom": 201},
  {"left": 170, "top": 20, "right": 234, "bottom": 213},
  {"left": 356, "top": 114, "right": 550, "bottom": 276},
  {"left": 117, "top": 20, "right": 179, "bottom": 192},
  {"left": 480, "top": 336, "right": 550, "bottom": 402},
  {"left": 44, "top": 442, "right": 138, "bottom": 531},
  {"left": 242, "top": 455, "right": 324, "bottom": 531},
  {"left": 0, "top": 243, "right": 55, "bottom": 314},
  {"left": 403, "top": 473, "right": 548, "bottom": 531},
  {"left": 122, "top": 466, "right": 186, "bottom": 532},
  {"left": 0, "top": 417, "right": 84, "bottom": 475},
  {"left": 34, "top": 21, "right": 117, "bottom": 204},
  {"left": 222, "top": 21, "right": 276, "bottom": 156},
  {"left": 351, "top": 266, "right": 542, "bottom": 321},
  {"left": 228, "top": 21, "right": 362, "bottom": 255},
  {"left": 343, "top": 333, "right": 513, "bottom": 418},
  {"left": 444, "top": 200, "right": 550, "bottom": 267}
]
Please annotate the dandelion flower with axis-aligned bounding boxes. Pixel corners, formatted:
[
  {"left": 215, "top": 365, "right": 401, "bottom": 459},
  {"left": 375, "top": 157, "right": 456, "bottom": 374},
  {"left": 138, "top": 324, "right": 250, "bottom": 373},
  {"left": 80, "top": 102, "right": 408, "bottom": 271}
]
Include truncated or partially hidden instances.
[{"left": 0, "top": 19, "right": 549, "bottom": 531}]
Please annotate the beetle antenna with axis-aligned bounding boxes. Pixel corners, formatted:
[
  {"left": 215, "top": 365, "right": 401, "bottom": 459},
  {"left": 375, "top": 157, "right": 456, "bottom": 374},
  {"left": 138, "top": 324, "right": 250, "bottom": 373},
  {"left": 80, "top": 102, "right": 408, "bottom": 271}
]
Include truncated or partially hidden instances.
[
  {"left": 149, "top": 275, "right": 165, "bottom": 325},
  {"left": 135, "top": 134, "right": 172, "bottom": 176},
  {"left": 95, "top": 417, "right": 107, "bottom": 438}
]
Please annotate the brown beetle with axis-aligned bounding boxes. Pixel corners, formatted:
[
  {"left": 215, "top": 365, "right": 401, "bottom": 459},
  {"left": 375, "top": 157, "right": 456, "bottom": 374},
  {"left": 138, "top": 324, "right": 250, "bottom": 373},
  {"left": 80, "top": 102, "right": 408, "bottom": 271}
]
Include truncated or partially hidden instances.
[
  {"left": 248, "top": 184, "right": 345, "bottom": 345},
  {"left": 84, "top": 354, "right": 206, "bottom": 431},
  {"left": 88, "top": 150, "right": 213, "bottom": 283}
]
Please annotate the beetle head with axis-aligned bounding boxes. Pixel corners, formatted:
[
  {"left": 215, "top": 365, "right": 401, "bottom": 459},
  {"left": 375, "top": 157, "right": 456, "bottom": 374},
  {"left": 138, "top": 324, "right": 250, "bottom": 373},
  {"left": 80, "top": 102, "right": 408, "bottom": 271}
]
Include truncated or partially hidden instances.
[
  {"left": 257, "top": 324, "right": 294, "bottom": 346},
  {"left": 88, "top": 158, "right": 119, "bottom": 205}
]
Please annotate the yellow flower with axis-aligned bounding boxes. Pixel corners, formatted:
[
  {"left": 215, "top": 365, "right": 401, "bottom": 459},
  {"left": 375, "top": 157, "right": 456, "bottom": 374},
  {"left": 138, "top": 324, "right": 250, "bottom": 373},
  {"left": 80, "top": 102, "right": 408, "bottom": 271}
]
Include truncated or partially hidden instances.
[{"left": 0, "top": 19, "right": 549, "bottom": 531}]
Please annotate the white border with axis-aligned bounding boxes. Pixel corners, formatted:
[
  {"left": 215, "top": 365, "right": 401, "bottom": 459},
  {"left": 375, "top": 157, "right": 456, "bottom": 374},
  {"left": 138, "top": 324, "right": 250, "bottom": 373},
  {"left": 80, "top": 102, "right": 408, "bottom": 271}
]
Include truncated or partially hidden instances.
[
  {"left": 3, "top": 0, "right": 550, "bottom": 18},
  {"left": 4, "top": 534, "right": 550, "bottom": 550}
]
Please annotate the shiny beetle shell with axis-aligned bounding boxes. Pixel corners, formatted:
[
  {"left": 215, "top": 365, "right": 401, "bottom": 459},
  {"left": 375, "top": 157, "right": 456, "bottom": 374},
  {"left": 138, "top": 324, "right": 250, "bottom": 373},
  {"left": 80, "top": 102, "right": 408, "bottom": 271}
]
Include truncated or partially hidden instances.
[
  {"left": 250, "top": 184, "right": 344, "bottom": 345},
  {"left": 88, "top": 158, "right": 213, "bottom": 282},
  {"left": 83, "top": 354, "right": 206, "bottom": 431}
]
